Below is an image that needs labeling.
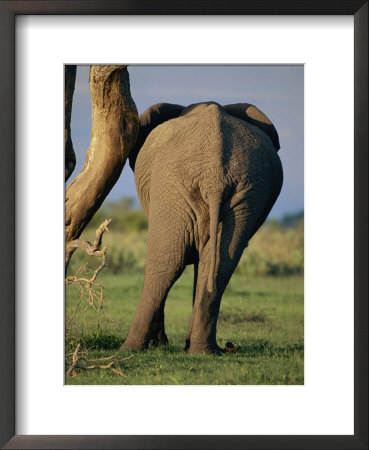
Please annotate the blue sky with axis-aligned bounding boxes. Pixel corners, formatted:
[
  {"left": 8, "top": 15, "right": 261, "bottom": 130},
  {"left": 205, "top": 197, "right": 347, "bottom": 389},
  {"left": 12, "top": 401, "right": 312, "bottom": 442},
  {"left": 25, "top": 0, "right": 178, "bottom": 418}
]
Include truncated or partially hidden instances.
[{"left": 69, "top": 65, "right": 303, "bottom": 218}]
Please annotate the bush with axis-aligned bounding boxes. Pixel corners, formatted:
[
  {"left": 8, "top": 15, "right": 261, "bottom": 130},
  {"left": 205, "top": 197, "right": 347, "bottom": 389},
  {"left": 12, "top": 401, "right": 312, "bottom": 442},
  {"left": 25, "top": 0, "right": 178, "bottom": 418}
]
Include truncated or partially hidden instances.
[
  {"left": 236, "top": 218, "right": 304, "bottom": 276},
  {"left": 67, "top": 229, "right": 147, "bottom": 276},
  {"left": 85, "top": 197, "right": 148, "bottom": 233}
]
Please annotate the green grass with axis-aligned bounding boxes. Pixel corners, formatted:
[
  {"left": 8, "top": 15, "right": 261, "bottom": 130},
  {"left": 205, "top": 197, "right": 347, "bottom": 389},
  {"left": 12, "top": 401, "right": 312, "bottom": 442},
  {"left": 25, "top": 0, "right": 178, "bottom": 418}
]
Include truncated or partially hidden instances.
[{"left": 65, "top": 268, "right": 304, "bottom": 385}]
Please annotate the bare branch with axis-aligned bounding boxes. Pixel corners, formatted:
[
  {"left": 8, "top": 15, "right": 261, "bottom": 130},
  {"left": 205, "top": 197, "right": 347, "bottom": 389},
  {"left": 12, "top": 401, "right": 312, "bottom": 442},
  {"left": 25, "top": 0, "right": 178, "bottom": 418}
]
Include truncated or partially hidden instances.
[
  {"left": 87, "top": 353, "right": 118, "bottom": 362},
  {"left": 65, "top": 219, "right": 111, "bottom": 274},
  {"left": 65, "top": 343, "right": 81, "bottom": 377},
  {"left": 110, "top": 368, "right": 127, "bottom": 377},
  {"left": 65, "top": 219, "right": 111, "bottom": 337},
  {"left": 82, "top": 361, "right": 115, "bottom": 370}
]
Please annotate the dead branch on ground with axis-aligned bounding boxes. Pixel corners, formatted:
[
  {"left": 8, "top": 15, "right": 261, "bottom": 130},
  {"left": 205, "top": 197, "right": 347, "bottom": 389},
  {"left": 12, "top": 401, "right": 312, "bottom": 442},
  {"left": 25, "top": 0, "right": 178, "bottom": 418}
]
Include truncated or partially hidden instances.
[
  {"left": 66, "top": 345, "right": 134, "bottom": 378},
  {"left": 65, "top": 343, "right": 81, "bottom": 377}
]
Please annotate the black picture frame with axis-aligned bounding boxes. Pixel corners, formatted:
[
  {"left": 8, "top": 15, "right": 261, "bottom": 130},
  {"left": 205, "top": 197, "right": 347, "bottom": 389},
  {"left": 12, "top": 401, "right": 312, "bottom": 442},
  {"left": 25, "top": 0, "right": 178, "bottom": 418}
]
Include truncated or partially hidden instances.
[{"left": 0, "top": 1, "right": 367, "bottom": 449}]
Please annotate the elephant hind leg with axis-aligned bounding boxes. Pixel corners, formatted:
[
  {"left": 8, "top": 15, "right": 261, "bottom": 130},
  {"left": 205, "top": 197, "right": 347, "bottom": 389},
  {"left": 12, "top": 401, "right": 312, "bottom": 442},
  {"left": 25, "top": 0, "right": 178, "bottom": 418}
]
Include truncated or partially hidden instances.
[
  {"left": 121, "top": 208, "right": 190, "bottom": 351},
  {"left": 150, "top": 303, "right": 168, "bottom": 347},
  {"left": 187, "top": 206, "right": 251, "bottom": 354},
  {"left": 122, "top": 263, "right": 184, "bottom": 351},
  {"left": 186, "top": 250, "right": 224, "bottom": 355},
  {"left": 121, "top": 260, "right": 185, "bottom": 350}
]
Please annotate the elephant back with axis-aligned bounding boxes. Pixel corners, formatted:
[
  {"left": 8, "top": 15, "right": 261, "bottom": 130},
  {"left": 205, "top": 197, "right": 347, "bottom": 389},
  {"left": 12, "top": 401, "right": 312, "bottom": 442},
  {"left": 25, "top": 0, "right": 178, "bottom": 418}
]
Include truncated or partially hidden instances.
[
  {"left": 129, "top": 103, "right": 184, "bottom": 170},
  {"left": 222, "top": 103, "right": 280, "bottom": 151}
]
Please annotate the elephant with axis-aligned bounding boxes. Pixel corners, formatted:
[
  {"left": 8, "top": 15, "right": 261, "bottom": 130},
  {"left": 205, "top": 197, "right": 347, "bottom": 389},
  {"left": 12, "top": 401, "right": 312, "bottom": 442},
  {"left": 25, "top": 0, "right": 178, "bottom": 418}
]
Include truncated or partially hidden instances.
[{"left": 121, "top": 101, "right": 283, "bottom": 354}]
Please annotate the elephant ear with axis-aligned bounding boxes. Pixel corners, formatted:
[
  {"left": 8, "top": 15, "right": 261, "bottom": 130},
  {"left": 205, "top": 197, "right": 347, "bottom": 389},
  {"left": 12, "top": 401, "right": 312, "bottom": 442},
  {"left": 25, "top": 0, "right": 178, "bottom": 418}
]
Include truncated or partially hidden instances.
[
  {"left": 129, "top": 102, "right": 185, "bottom": 170},
  {"left": 222, "top": 103, "right": 280, "bottom": 151}
]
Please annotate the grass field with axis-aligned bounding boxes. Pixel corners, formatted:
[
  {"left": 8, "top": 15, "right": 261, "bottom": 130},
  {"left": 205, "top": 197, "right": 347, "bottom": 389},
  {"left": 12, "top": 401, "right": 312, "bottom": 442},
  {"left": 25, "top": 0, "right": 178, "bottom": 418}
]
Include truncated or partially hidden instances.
[{"left": 65, "top": 268, "right": 304, "bottom": 385}]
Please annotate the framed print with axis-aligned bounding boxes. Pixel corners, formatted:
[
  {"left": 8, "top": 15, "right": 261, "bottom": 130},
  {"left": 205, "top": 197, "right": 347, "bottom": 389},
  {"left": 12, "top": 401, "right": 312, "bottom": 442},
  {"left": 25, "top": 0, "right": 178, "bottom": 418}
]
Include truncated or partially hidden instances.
[{"left": 0, "top": 1, "right": 368, "bottom": 449}]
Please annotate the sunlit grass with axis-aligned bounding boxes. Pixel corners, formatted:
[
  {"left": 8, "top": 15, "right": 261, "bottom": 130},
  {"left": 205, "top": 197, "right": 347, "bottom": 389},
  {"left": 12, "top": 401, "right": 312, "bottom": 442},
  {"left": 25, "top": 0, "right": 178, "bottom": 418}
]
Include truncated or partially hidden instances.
[{"left": 66, "top": 269, "right": 303, "bottom": 385}]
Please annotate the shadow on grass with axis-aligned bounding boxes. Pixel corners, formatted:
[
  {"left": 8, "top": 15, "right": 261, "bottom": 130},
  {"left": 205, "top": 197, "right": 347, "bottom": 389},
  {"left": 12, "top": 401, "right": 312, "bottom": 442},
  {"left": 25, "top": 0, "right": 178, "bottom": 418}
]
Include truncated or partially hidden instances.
[
  {"left": 66, "top": 333, "right": 124, "bottom": 351},
  {"left": 124, "top": 341, "right": 304, "bottom": 360},
  {"left": 66, "top": 335, "right": 304, "bottom": 360}
]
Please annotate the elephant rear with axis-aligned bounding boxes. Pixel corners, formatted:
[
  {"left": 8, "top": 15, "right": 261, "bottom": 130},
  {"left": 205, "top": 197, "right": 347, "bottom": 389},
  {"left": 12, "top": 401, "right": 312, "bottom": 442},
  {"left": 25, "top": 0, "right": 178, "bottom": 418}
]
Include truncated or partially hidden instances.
[
  {"left": 123, "top": 101, "right": 283, "bottom": 353},
  {"left": 136, "top": 102, "right": 282, "bottom": 292}
]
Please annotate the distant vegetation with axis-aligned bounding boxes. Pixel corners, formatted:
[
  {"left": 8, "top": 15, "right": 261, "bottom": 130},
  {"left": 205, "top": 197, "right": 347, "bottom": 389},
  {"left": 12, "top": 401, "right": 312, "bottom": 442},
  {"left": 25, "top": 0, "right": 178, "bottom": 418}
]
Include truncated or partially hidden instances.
[
  {"left": 68, "top": 197, "right": 303, "bottom": 278},
  {"left": 237, "top": 211, "right": 304, "bottom": 277},
  {"left": 86, "top": 197, "right": 148, "bottom": 233}
]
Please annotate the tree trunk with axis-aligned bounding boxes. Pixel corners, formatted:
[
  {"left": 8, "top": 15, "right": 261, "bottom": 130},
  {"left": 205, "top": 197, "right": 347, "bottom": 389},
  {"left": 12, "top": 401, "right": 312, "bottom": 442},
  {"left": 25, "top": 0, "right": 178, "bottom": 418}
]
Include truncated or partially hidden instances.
[
  {"left": 65, "top": 65, "right": 77, "bottom": 181},
  {"left": 65, "top": 65, "right": 138, "bottom": 269}
]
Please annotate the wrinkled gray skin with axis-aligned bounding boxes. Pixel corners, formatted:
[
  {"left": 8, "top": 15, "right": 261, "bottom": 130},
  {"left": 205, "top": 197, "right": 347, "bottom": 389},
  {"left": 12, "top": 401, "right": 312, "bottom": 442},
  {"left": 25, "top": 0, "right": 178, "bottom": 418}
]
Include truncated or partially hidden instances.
[{"left": 122, "top": 102, "right": 283, "bottom": 354}]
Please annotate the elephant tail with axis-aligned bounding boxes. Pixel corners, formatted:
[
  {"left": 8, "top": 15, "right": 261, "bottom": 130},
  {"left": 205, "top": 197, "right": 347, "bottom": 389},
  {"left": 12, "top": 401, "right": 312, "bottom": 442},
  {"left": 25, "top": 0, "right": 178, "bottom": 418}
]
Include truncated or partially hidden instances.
[{"left": 207, "top": 194, "right": 221, "bottom": 293}]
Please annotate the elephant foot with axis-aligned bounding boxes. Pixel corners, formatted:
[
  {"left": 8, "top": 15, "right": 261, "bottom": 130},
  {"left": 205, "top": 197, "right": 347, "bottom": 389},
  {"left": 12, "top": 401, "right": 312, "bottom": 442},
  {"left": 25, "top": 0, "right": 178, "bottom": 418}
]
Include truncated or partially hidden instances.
[
  {"left": 187, "top": 342, "right": 222, "bottom": 355},
  {"left": 120, "top": 336, "right": 148, "bottom": 351},
  {"left": 223, "top": 341, "right": 240, "bottom": 353},
  {"left": 150, "top": 330, "right": 169, "bottom": 347}
]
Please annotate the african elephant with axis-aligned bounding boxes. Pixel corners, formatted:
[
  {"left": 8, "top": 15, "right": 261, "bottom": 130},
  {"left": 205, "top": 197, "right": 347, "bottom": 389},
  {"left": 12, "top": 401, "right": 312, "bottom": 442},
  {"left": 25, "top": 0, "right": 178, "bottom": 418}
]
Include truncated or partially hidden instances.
[{"left": 122, "top": 101, "right": 283, "bottom": 354}]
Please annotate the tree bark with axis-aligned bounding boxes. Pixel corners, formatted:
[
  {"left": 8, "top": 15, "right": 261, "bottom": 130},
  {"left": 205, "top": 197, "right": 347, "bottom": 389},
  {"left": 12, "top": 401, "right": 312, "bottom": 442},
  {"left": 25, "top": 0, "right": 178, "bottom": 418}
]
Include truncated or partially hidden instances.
[
  {"left": 65, "top": 65, "right": 77, "bottom": 181},
  {"left": 65, "top": 65, "right": 138, "bottom": 268}
]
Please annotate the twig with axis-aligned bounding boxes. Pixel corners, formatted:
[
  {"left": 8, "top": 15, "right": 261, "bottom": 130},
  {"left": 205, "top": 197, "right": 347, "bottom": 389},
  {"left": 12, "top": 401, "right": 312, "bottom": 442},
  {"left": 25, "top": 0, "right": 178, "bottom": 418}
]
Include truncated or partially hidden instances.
[
  {"left": 81, "top": 361, "right": 115, "bottom": 370},
  {"left": 65, "top": 344, "right": 134, "bottom": 378},
  {"left": 65, "top": 220, "right": 112, "bottom": 337},
  {"left": 65, "top": 220, "right": 122, "bottom": 376},
  {"left": 76, "top": 363, "right": 127, "bottom": 377},
  {"left": 66, "top": 219, "right": 112, "bottom": 267},
  {"left": 66, "top": 343, "right": 81, "bottom": 377},
  {"left": 110, "top": 367, "right": 127, "bottom": 377},
  {"left": 87, "top": 353, "right": 118, "bottom": 362},
  {"left": 65, "top": 221, "right": 111, "bottom": 334},
  {"left": 116, "top": 354, "right": 135, "bottom": 363}
]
